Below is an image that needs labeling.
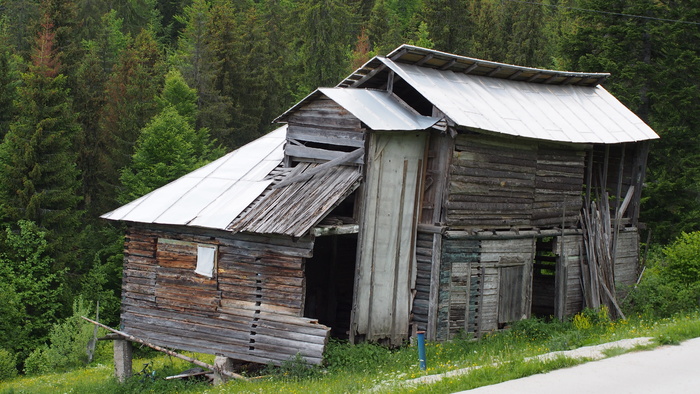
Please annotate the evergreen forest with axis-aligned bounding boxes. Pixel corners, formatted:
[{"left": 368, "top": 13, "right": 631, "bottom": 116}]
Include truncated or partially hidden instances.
[{"left": 0, "top": 0, "right": 699, "bottom": 375}]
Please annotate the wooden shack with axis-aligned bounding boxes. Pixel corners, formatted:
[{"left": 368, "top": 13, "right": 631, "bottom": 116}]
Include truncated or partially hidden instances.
[{"left": 103, "top": 45, "right": 659, "bottom": 367}]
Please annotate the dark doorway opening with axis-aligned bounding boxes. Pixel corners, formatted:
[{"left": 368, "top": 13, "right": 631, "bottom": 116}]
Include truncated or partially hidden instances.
[
  {"left": 531, "top": 237, "right": 557, "bottom": 317},
  {"left": 304, "top": 234, "right": 357, "bottom": 339}
]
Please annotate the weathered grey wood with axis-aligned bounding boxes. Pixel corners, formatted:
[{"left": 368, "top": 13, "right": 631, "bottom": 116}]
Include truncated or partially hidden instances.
[
  {"left": 287, "top": 125, "right": 365, "bottom": 147},
  {"left": 82, "top": 316, "right": 249, "bottom": 380},
  {"left": 353, "top": 131, "right": 427, "bottom": 346}
]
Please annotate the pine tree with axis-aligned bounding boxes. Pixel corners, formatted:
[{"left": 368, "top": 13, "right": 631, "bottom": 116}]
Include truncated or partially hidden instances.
[
  {"left": 74, "top": 11, "right": 130, "bottom": 216},
  {"left": 99, "top": 28, "right": 165, "bottom": 209},
  {"left": 292, "top": 0, "right": 360, "bottom": 93},
  {"left": 0, "top": 220, "right": 66, "bottom": 362},
  {"left": 0, "top": 19, "right": 21, "bottom": 139},
  {"left": 367, "top": 0, "right": 402, "bottom": 55},
  {"left": 173, "top": 0, "right": 233, "bottom": 146},
  {"left": 0, "top": 17, "right": 83, "bottom": 272},
  {"left": 420, "top": 0, "right": 471, "bottom": 54},
  {"left": 120, "top": 69, "right": 222, "bottom": 202}
]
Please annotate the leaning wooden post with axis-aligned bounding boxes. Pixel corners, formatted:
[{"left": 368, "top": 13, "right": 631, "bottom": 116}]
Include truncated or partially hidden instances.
[{"left": 81, "top": 316, "right": 249, "bottom": 381}]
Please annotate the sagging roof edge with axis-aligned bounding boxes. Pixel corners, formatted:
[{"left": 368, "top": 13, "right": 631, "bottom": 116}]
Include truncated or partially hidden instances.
[{"left": 338, "top": 44, "right": 611, "bottom": 88}]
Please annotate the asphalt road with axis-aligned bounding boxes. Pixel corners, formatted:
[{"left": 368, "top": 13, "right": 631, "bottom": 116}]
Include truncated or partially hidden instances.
[{"left": 460, "top": 337, "right": 700, "bottom": 394}]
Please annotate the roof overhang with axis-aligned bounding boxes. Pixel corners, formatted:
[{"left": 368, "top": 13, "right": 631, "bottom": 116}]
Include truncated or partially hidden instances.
[
  {"left": 378, "top": 58, "right": 659, "bottom": 144},
  {"left": 338, "top": 44, "right": 610, "bottom": 88},
  {"left": 275, "top": 88, "right": 441, "bottom": 131}
]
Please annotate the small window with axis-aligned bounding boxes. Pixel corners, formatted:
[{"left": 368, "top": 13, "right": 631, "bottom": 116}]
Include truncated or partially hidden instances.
[{"left": 195, "top": 244, "right": 217, "bottom": 278}]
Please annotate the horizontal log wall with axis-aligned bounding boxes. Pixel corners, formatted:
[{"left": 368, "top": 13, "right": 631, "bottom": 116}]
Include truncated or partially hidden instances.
[
  {"left": 447, "top": 132, "right": 585, "bottom": 230},
  {"left": 121, "top": 225, "right": 330, "bottom": 366},
  {"left": 285, "top": 98, "right": 365, "bottom": 164},
  {"left": 534, "top": 143, "right": 585, "bottom": 227},
  {"left": 413, "top": 231, "right": 433, "bottom": 332}
]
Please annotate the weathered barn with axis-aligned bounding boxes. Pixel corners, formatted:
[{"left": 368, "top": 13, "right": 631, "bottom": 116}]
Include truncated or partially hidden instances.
[{"left": 103, "top": 45, "right": 659, "bottom": 368}]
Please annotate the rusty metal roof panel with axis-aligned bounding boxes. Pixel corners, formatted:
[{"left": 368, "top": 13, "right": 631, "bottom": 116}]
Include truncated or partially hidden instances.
[
  {"left": 380, "top": 58, "right": 658, "bottom": 143},
  {"left": 229, "top": 163, "right": 362, "bottom": 237},
  {"left": 101, "top": 125, "right": 287, "bottom": 229}
]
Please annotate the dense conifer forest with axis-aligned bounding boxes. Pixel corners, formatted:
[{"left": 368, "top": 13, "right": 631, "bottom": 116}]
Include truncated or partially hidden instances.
[{"left": 0, "top": 0, "right": 698, "bottom": 372}]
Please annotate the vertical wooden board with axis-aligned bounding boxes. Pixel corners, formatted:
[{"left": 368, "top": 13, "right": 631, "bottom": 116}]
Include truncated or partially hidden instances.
[
  {"left": 353, "top": 131, "right": 427, "bottom": 345},
  {"left": 614, "top": 230, "right": 640, "bottom": 287},
  {"left": 557, "top": 235, "right": 585, "bottom": 316},
  {"left": 480, "top": 238, "right": 535, "bottom": 325}
]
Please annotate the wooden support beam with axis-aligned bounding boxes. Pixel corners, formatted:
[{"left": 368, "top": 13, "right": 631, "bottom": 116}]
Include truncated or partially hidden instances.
[
  {"left": 274, "top": 148, "right": 364, "bottom": 188},
  {"left": 81, "top": 316, "right": 249, "bottom": 381}
]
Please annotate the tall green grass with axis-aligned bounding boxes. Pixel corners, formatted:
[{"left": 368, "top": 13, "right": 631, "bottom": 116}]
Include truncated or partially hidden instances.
[{"left": 2, "top": 311, "right": 700, "bottom": 394}]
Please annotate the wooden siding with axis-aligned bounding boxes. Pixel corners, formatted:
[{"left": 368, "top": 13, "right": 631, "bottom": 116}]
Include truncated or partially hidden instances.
[
  {"left": 614, "top": 230, "right": 640, "bottom": 292},
  {"left": 555, "top": 235, "right": 585, "bottom": 317},
  {"left": 413, "top": 231, "right": 433, "bottom": 333},
  {"left": 447, "top": 132, "right": 585, "bottom": 230},
  {"left": 229, "top": 163, "right": 361, "bottom": 237},
  {"left": 534, "top": 143, "right": 586, "bottom": 227},
  {"left": 121, "top": 226, "right": 330, "bottom": 366},
  {"left": 353, "top": 131, "right": 427, "bottom": 345},
  {"left": 284, "top": 98, "right": 365, "bottom": 164},
  {"left": 481, "top": 238, "right": 535, "bottom": 326},
  {"left": 438, "top": 239, "right": 482, "bottom": 340}
]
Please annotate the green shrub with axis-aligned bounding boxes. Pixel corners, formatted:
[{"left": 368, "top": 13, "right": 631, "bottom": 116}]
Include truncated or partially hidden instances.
[
  {"left": 662, "top": 231, "right": 700, "bottom": 285},
  {"left": 23, "top": 297, "right": 101, "bottom": 375},
  {"left": 624, "top": 232, "right": 700, "bottom": 318},
  {"left": 509, "top": 316, "right": 569, "bottom": 342},
  {"left": 0, "top": 348, "right": 17, "bottom": 381},
  {"left": 323, "top": 339, "right": 392, "bottom": 373}
]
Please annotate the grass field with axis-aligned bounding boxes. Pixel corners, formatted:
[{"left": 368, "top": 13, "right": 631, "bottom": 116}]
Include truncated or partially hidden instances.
[{"left": 2, "top": 311, "right": 699, "bottom": 394}]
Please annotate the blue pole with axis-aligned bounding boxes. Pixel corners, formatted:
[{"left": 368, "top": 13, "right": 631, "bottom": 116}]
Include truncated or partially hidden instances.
[{"left": 417, "top": 331, "right": 427, "bottom": 371}]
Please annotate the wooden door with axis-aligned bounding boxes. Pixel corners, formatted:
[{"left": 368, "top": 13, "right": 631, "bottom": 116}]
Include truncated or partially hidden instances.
[{"left": 352, "top": 131, "right": 427, "bottom": 345}]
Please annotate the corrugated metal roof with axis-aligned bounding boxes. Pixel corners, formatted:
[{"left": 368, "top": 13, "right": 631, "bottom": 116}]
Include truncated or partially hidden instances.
[
  {"left": 101, "top": 125, "right": 287, "bottom": 229},
  {"left": 229, "top": 163, "right": 361, "bottom": 237},
  {"left": 275, "top": 88, "right": 441, "bottom": 131},
  {"left": 338, "top": 45, "right": 610, "bottom": 88},
  {"left": 380, "top": 58, "right": 659, "bottom": 144}
]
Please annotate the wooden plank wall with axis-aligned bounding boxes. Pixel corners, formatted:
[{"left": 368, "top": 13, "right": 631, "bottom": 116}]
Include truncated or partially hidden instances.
[
  {"left": 481, "top": 238, "right": 535, "bottom": 327},
  {"left": 121, "top": 226, "right": 331, "bottom": 366},
  {"left": 448, "top": 133, "right": 537, "bottom": 228},
  {"left": 438, "top": 238, "right": 482, "bottom": 340},
  {"left": 554, "top": 235, "right": 584, "bottom": 317},
  {"left": 285, "top": 98, "right": 365, "bottom": 164},
  {"left": 447, "top": 133, "right": 585, "bottom": 230},
  {"left": 614, "top": 229, "right": 640, "bottom": 293},
  {"left": 534, "top": 143, "right": 585, "bottom": 227},
  {"left": 413, "top": 231, "right": 434, "bottom": 333}
]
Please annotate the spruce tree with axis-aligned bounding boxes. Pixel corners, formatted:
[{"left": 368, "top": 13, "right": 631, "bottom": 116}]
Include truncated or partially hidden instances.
[
  {"left": 99, "top": 28, "right": 165, "bottom": 209},
  {"left": 174, "top": 0, "right": 233, "bottom": 146},
  {"left": 0, "top": 17, "right": 83, "bottom": 274},
  {"left": 74, "top": 10, "right": 129, "bottom": 216},
  {"left": 120, "top": 69, "right": 222, "bottom": 202}
]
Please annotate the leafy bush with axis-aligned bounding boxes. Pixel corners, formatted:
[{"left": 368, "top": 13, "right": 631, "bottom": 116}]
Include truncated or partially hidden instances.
[
  {"left": 624, "top": 232, "right": 700, "bottom": 318},
  {"left": 323, "top": 339, "right": 392, "bottom": 373},
  {"left": 0, "top": 348, "right": 17, "bottom": 381},
  {"left": 24, "top": 297, "right": 101, "bottom": 375},
  {"left": 509, "top": 316, "right": 569, "bottom": 341}
]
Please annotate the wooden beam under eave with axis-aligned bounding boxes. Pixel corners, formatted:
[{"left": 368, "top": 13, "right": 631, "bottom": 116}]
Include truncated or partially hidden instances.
[{"left": 312, "top": 224, "right": 359, "bottom": 237}]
